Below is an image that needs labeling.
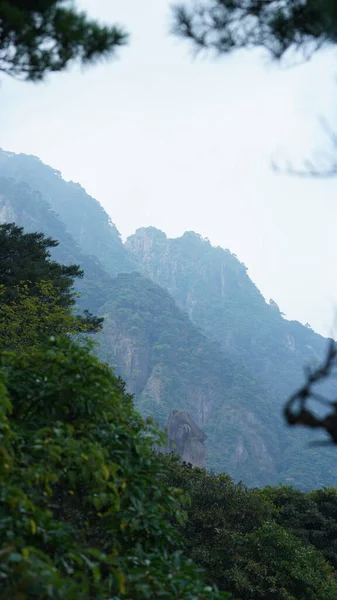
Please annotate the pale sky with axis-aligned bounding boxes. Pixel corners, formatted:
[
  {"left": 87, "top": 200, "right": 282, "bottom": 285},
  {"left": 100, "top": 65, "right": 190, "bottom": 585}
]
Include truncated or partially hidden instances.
[{"left": 1, "top": 1, "right": 337, "bottom": 337}]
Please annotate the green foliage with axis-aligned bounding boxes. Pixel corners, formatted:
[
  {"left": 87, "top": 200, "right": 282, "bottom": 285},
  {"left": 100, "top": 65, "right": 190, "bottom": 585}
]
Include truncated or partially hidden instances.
[
  {"left": 172, "top": 0, "right": 337, "bottom": 61},
  {"left": 0, "top": 0, "right": 128, "bottom": 81},
  {"left": 0, "top": 221, "right": 81, "bottom": 307},
  {"left": 258, "top": 485, "right": 337, "bottom": 571},
  {"left": 230, "top": 521, "right": 337, "bottom": 600},
  {"left": 0, "top": 281, "right": 101, "bottom": 352},
  {"left": 0, "top": 221, "right": 103, "bottom": 332},
  {"left": 0, "top": 336, "right": 229, "bottom": 599},
  {"left": 162, "top": 456, "right": 337, "bottom": 600}
]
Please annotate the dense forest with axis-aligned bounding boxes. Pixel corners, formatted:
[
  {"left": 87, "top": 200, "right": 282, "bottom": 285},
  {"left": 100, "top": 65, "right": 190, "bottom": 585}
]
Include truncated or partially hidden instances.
[{"left": 1, "top": 150, "right": 337, "bottom": 598}]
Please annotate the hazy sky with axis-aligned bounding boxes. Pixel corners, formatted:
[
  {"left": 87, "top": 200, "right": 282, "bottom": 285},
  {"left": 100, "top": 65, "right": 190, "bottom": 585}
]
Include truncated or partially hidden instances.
[{"left": 1, "top": 0, "right": 337, "bottom": 337}]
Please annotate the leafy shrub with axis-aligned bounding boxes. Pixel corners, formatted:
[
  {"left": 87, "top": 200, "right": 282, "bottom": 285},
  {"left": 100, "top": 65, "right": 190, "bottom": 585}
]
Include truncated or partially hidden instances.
[
  {"left": 0, "top": 336, "right": 229, "bottom": 599},
  {"left": 162, "top": 456, "right": 337, "bottom": 600}
]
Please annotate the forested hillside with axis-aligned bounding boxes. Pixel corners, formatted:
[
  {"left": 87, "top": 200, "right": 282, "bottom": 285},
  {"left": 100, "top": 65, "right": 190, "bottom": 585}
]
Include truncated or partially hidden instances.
[
  {"left": 96, "top": 271, "right": 279, "bottom": 486},
  {"left": 0, "top": 149, "right": 336, "bottom": 490}
]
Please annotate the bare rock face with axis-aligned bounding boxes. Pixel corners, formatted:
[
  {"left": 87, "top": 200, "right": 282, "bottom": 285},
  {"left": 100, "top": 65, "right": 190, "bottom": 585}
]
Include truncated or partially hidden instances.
[{"left": 165, "top": 410, "right": 207, "bottom": 468}]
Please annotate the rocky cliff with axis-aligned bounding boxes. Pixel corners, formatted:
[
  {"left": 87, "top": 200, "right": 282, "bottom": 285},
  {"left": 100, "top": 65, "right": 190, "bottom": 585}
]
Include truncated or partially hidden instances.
[
  {"left": 126, "top": 227, "right": 333, "bottom": 400},
  {"left": 165, "top": 410, "right": 207, "bottom": 468},
  {"left": 96, "top": 271, "right": 279, "bottom": 485}
]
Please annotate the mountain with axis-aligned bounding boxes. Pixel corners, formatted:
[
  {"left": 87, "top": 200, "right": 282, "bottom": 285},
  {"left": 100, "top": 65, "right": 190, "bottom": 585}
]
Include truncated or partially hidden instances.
[
  {"left": 0, "top": 149, "right": 137, "bottom": 278},
  {"left": 96, "top": 271, "right": 281, "bottom": 486},
  {"left": 0, "top": 149, "right": 336, "bottom": 490},
  {"left": 126, "top": 227, "right": 332, "bottom": 400},
  {"left": 0, "top": 176, "right": 114, "bottom": 313}
]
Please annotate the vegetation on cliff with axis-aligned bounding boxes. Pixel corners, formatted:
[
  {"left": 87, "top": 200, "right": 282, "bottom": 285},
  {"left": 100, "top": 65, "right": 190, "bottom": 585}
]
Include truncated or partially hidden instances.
[
  {"left": 126, "top": 227, "right": 337, "bottom": 489},
  {"left": 97, "top": 271, "right": 276, "bottom": 486},
  {"left": 126, "top": 227, "right": 330, "bottom": 399}
]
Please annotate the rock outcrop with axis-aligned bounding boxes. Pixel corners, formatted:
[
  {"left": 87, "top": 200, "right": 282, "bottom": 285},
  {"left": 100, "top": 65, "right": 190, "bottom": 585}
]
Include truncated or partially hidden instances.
[{"left": 165, "top": 410, "right": 207, "bottom": 468}]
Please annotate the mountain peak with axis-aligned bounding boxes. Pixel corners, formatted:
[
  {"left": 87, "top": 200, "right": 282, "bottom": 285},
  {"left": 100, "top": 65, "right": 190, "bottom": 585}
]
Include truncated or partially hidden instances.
[
  {"left": 181, "top": 230, "right": 210, "bottom": 244},
  {"left": 131, "top": 226, "right": 167, "bottom": 240},
  {"left": 126, "top": 227, "right": 167, "bottom": 255},
  {"left": 0, "top": 148, "right": 137, "bottom": 277}
]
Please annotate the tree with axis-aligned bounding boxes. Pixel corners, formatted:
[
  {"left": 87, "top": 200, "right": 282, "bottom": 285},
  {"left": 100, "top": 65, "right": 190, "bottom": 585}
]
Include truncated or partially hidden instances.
[
  {"left": 172, "top": 0, "right": 337, "bottom": 61},
  {"left": 0, "top": 222, "right": 80, "bottom": 304},
  {"left": 0, "top": 222, "right": 102, "bottom": 333},
  {"left": 0, "top": 281, "right": 99, "bottom": 352},
  {"left": 258, "top": 484, "right": 337, "bottom": 571},
  {"left": 0, "top": 0, "right": 128, "bottom": 81},
  {"left": 162, "top": 456, "right": 337, "bottom": 600},
  {"left": 172, "top": 1, "right": 337, "bottom": 176},
  {"left": 230, "top": 521, "right": 337, "bottom": 600},
  {"left": 0, "top": 336, "right": 230, "bottom": 599}
]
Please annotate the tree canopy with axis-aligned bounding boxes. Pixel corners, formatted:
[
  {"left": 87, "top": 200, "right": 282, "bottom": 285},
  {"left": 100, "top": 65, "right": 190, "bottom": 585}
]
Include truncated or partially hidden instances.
[
  {"left": 172, "top": 0, "right": 337, "bottom": 61},
  {"left": 0, "top": 0, "right": 128, "bottom": 81},
  {"left": 0, "top": 222, "right": 103, "bottom": 348},
  {"left": 163, "top": 456, "right": 337, "bottom": 600},
  {"left": 0, "top": 336, "right": 230, "bottom": 599},
  {"left": 0, "top": 281, "right": 98, "bottom": 352},
  {"left": 0, "top": 222, "right": 81, "bottom": 306}
]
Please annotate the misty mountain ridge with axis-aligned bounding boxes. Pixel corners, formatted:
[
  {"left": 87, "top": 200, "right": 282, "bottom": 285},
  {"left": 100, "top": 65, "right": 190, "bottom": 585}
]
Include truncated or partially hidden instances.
[
  {"left": 0, "top": 147, "right": 335, "bottom": 491},
  {"left": 126, "top": 226, "right": 331, "bottom": 399}
]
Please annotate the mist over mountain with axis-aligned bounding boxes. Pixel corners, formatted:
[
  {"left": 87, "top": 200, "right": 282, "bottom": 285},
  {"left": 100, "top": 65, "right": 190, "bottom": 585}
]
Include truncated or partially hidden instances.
[
  {"left": 0, "top": 150, "right": 137, "bottom": 278},
  {"left": 0, "top": 148, "right": 335, "bottom": 490},
  {"left": 0, "top": 175, "right": 114, "bottom": 313},
  {"left": 126, "top": 226, "right": 331, "bottom": 400}
]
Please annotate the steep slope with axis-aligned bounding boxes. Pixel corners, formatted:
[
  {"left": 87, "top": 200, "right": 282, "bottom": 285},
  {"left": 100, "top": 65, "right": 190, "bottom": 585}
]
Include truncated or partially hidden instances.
[
  {"left": 126, "top": 227, "right": 333, "bottom": 400},
  {"left": 0, "top": 158, "right": 281, "bottom": 485},
  {"left": 0, "top": 149, "right": 137, "bottom": 277},
  {"left": 96, "top": 272, "right": 337, "bottom": 490},
  {"left": 164, "top": 410, "right": 207, "bottom": 468},
  {"left": 0, "top": 177, "right": 114, "bottom": 312},
  {"left": 97, "top": 271, "right": 282, "bottom": 486}
]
